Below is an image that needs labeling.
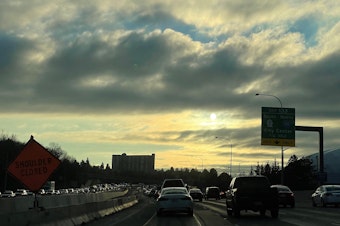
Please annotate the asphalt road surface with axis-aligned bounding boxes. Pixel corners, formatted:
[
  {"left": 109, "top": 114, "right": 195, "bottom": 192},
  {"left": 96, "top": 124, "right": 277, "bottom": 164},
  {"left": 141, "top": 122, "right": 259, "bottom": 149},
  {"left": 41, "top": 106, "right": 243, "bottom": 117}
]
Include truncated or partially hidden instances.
[{"left": 86, "top": 191, "right": 340, "bottom": 226}]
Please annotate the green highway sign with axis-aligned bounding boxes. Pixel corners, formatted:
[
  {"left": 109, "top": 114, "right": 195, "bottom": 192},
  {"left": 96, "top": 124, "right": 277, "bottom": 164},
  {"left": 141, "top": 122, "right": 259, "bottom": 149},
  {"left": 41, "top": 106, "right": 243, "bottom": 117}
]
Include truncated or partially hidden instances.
[{"left": 261, "top": 107, "right": 295, "bottom": 147}]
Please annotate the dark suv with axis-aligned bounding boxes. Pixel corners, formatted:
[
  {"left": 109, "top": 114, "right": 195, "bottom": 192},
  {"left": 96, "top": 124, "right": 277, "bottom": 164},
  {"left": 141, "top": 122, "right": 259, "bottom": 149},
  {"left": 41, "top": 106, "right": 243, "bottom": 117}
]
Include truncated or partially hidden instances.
[
  {"left": 161, "top": 179, "right": 186, "bottom": 190},
  {"left": 225, "top": 176, "right": 279, "bottom": 218},
  {"left": 189, "top": 188, "right": 204, "bottom": 202},
  {"left": 205, "top": 186, "right": 220, "bottom": 200}
]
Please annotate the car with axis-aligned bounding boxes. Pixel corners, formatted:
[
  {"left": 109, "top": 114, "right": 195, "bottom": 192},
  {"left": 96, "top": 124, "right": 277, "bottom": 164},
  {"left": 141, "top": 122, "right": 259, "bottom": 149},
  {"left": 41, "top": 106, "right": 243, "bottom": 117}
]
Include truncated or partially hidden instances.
[
  {"left": 225, "top": 176, "right": 279, "bottom": 218},
  {"left": 1, "top": 190, "right": 16, "bottom": 198},
  {"left": 156, "top": 187, "right": 193, "bottom": 216},
  {"left": 38, "top": 189, "right": 46, "bottom": 195},
  {"left": 205, "top": 186, "right": 220, "bottom": 200},
  {"left": 26, "top": 190, "right": 34, "bottom": 196},
  {"left": 189, "top": 188, "right": 203, "bottom": 202},
  {"left": 311, "top": 185, "right": 340, "bottom": 207},
  {"left": 15, "top": 189, "right": 28, "bottom": 196},
  {"left": 160, "top": 179, "right": 186, "bottom": 191},
  {"left": 46, "top": 189, "right": 56, "bottom": 195},
  {"left": 220, "top": 191, "right": 226, "bottom": 199},
  {"left": 271, "top": 185, "right": 295, "bottom": 208}
]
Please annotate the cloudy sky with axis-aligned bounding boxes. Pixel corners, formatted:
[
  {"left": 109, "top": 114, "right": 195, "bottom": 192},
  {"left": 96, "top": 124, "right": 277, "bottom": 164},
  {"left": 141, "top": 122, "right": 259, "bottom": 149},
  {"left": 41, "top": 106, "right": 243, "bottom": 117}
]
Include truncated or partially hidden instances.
[{"left": 1, "top": 0, "right": 339, "bottom": 174}]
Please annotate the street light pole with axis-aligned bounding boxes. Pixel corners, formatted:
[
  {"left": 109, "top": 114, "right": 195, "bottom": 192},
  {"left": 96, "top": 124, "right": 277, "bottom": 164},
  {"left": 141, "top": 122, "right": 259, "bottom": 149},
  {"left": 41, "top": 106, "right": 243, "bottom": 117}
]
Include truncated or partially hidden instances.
[
  {"left": 230, "top": 142, "right": 232, "bottom": 176},
  {"left": 256, "top": 93, "right": 282, "bottom": 108},
  {"left": 255, "top": 93, "right": 285, "bottom": 184}
]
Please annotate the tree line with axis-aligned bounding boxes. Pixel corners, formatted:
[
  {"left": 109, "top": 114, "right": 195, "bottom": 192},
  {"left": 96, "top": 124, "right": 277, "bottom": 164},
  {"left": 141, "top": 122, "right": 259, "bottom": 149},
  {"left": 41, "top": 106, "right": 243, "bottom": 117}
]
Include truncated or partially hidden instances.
[{"left": 0, "top": 135, "right": 318, "bottom": 192}]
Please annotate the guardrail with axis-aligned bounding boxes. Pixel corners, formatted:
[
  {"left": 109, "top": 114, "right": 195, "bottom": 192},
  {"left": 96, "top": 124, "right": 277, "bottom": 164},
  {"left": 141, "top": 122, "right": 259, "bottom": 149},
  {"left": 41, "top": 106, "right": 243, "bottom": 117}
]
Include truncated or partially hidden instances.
[{"left": 0, "top": 190, "right": 139, "bottom": 225}]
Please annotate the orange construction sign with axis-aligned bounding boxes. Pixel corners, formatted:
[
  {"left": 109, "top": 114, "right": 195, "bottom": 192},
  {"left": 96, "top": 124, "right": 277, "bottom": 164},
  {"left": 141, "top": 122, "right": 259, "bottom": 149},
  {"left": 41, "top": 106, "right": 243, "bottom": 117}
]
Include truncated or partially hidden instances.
[{"left": 7, "top": 136, "right": 61, "bottom": 192}]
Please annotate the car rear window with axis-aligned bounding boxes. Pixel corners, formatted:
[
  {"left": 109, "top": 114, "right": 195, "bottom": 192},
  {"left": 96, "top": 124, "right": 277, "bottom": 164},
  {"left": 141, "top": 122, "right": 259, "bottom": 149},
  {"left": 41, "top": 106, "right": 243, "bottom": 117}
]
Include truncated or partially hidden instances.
[
  {"left": 234, "top": 177, "right": 270, "bottom": 189},
  {"left": 162, "top": 179, "right": 185, "bottom": 188},
  {"left": 162, "top": 188, "right": 187, "bottom": 195},
  {"left": 278, "top": 187, "right": 290, "bottom": 191},
  {"left": 325, "top": 186, "right": 340, "bottom": 192}
]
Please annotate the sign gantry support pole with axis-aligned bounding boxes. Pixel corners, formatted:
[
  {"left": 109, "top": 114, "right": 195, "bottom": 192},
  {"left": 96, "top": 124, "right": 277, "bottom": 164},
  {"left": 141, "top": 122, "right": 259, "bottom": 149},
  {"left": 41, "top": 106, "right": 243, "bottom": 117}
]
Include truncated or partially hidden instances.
[
  {"left": 295, "top": 126, "right": 324, "bottom": 173},
  {"left": 256, "top": 93, "right": 286, "bottom": 185}
]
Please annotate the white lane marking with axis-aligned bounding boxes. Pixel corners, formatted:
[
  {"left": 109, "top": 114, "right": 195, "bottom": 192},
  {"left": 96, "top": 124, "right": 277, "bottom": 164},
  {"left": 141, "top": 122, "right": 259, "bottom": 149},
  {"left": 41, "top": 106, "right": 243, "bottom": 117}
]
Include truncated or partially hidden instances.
[
  {"left": 142, "top": 212, "right": 156, "bottom": 226},
  {"left": 193, "top": 214, "right": 203, "bottom": 226}
]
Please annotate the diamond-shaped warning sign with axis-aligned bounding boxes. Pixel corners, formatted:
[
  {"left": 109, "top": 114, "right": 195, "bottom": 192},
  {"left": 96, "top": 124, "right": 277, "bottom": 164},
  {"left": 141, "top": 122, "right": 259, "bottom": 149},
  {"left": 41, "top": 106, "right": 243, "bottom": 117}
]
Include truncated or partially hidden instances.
[{"left": 7, "top": 136, "right": 61, "bottom": 192}]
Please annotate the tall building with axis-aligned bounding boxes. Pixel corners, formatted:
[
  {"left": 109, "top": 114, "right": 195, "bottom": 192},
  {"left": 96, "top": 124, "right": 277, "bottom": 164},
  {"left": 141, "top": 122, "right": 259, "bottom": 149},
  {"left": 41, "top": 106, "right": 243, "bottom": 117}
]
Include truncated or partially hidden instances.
[{"left": 112, "top": 153, "right": 155, "bottom": 173}]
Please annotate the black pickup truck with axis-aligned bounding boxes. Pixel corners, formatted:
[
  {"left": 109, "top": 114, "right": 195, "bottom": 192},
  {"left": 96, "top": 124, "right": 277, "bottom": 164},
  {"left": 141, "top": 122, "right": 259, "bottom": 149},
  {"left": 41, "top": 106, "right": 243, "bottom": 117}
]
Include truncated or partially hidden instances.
[{"left": 225, "top": 175, "right": 279, "bottom": 218}]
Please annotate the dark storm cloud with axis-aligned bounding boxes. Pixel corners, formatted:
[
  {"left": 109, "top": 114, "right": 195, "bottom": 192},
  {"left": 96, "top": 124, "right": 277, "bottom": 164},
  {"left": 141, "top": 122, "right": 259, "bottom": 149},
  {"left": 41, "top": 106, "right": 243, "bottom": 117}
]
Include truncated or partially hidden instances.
[
  {"left": 0, "top": 26, "right": 261, "bottom": 114},
  {"left": 0, "top": 33, "right": 36, "bottom": 101},
  {"left": 13, "top": 31, "right": 173, "bottom": 113},
  {"left": 0, "top": 23, "right": 338, "bottom": 132},
  {"left": 275, "top": 52, "right": 340, "bottom": 120},
  {"left": 0, "top": 1, "right": 338, "bottom": 115},
  {"left": 0, "top": 33, "right": 32, "bottom": 79},
  {"left": 0, "top": 1, "right": 338, "bottom": 131}
]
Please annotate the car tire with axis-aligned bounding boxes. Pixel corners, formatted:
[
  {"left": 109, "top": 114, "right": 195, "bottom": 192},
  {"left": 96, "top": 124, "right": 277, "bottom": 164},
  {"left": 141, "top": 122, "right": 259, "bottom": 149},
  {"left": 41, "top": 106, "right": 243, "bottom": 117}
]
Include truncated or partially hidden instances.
[
  {"left": 321, "top": 198, "right": 327, "bottom": 207},
  {"left": 188, "top": 209, "right": 193, "bottom": 216},
  {"left": 260, "top": 209, "right": 266, "bottom": 216},
  {"left": 233, "top": 206, "right": 240, "bottom": 217},
  {"left": 312, "top": 199, "right": 317, "bottom": 207},
  {"left": 226, "top": 204, "right": 233, "bottom": 216}
]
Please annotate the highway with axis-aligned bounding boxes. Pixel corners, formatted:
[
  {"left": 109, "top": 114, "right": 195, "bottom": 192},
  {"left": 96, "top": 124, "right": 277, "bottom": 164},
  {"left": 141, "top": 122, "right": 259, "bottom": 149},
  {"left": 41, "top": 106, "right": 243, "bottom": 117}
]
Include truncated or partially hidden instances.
[{"left": 86, "top": 191, "right": 340, "bottom": 226}]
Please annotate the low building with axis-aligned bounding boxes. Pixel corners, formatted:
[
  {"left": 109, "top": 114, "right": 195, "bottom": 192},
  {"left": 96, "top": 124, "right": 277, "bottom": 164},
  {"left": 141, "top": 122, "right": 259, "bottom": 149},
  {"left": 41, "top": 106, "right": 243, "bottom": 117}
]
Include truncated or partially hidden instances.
[{"left": 112, "top": 153, "right": 155, "bottom": 173}]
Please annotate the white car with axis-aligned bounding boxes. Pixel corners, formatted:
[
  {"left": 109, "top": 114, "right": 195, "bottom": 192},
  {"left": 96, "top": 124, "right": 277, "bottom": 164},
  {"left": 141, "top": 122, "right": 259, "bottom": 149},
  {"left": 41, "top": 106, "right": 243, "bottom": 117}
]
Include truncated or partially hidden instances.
[
  {"left": 156, "top": 187, "right": 193, "bottom": 216},
  {"left": 312, "top": 185, "right": 340, "bottom": 207},
  {"left": 1, "top": 190, "right": 16, "bottom": 198},
  {"left": 15, "top": 189, "right": 28, "bottom": 196}
]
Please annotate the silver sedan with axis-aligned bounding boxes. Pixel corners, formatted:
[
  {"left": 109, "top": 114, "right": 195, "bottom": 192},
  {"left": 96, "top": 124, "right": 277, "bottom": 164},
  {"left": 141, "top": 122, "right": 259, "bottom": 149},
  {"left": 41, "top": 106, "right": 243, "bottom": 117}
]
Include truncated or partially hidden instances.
[
  {"left": 156, "top": 187, "right": 193, "bottom": 216},
  {"left": 312, "top": 185, "right": 340, "bottom": 207}
]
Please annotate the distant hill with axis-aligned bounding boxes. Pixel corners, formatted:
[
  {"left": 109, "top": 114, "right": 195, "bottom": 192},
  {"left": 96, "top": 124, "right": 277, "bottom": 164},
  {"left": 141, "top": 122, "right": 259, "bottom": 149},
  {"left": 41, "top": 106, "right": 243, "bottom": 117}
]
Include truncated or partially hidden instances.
[{"left": 307, "top": 148, "right": 340, "bottom": 184}]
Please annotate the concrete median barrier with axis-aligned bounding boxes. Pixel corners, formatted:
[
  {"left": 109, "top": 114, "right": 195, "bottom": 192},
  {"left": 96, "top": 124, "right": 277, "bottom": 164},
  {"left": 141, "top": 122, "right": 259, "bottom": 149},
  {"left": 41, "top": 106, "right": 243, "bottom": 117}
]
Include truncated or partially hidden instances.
[{"left": 0, "top": 190, "right": 139, "bottom": 226}]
